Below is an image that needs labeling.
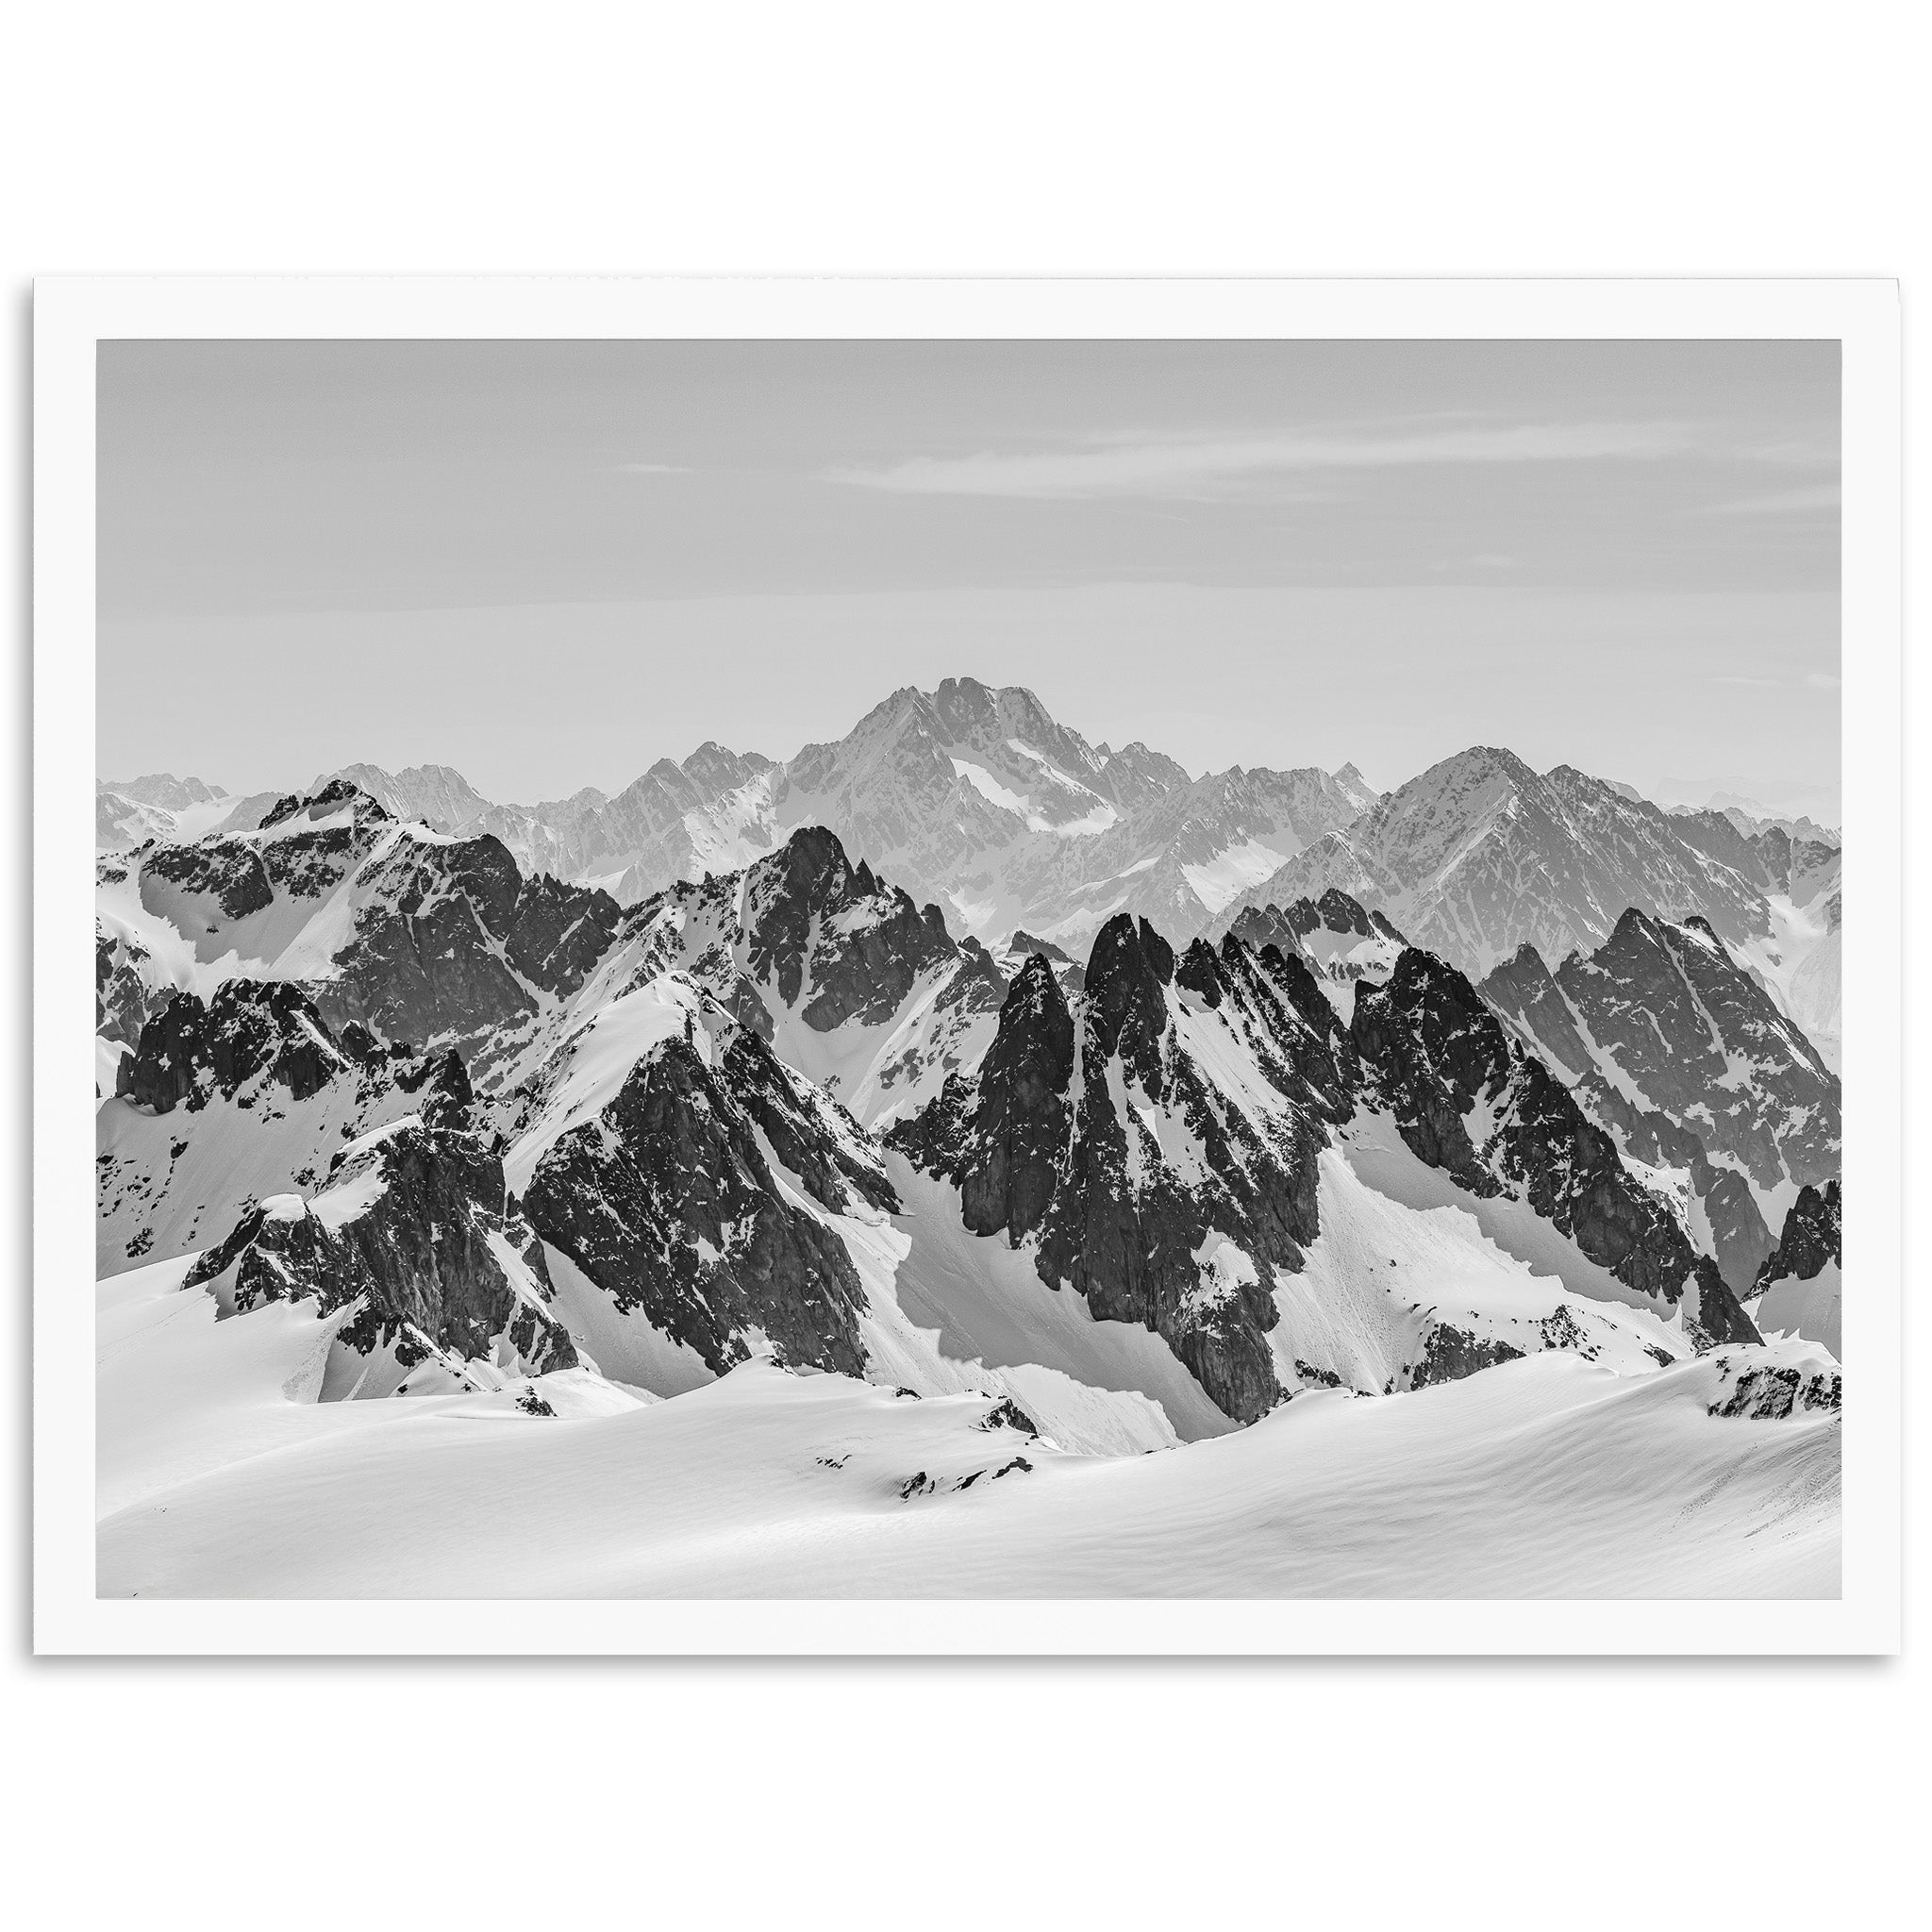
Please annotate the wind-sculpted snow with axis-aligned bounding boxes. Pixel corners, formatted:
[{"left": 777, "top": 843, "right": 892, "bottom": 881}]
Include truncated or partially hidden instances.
[{"left": 96, "top": 1338, "right": 1840, "bottom": 1599}]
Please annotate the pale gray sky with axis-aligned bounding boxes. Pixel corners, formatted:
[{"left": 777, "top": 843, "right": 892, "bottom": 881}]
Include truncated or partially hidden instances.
[{"left": 97, "top": 339, "right": 1840, "bottom": 810}]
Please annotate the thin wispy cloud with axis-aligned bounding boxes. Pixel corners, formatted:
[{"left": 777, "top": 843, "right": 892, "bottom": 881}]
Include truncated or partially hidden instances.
[
  {"left": 1704, "top": 671, "right": 1841, "bottom": 691},
  {"left": 825, "top": 420, "right": 1694, "bottom": 500},
  {"left": 618, "top": 462, "right": 690, "bottom": 475},
  {"left": 1695, "top": 483, "right": 1840, "bottom": 517}
]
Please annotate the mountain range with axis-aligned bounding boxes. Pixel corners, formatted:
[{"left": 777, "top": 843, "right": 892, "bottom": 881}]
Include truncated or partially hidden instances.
[
  {"left": 92, "top": 676, "right": 1845, "bottom": 1596},
  {"left": 97, "top": 676, "right": 1839, "bottom": 1051}
]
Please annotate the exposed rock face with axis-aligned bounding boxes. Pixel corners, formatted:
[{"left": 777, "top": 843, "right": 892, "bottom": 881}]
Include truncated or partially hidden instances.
[
  {"left": 1704, "top": 1348, "right": 1842, "bottom": 1421},
  {"left": 999, "top": 929, "right": 1087, "bottom": 994},
  {"left": 184, "top": 1055, "right": 577, "bottom": 1388},
  {"left": 1226, "top": 888, "right": 1403, "bottom": 1011},
  {"left": 116, "top": 979, "right": 368, "bottom": 1115},
  {"left": 519, "top": 1004, "right": 894, "bottom": 1378},
  {"left": 96, "top": 923, "right": 165, "bottom": 1048},
  {"left": 1216, "top": 744, "right": 1795, "bottom": 983},
  {"left": 1756, "top": 1181, "right": 1841, "bottom": 1293},
  {"left": 770, "top": 676, "right": 1370, "bottom": 947},
  {"left": 595, "top": 825, "right": 1008, "bottom": 1126},
  {"left": 1481, "top": 910, "right": 1840, "bottom": 1208},
  {"left": 97, "top": 979, "right": 429, "bottom": 1275},
  {"left": 1667, "top": 808, "right": 1841, "bottom": 908},
  {"left": 1352, "top": 949, "right": 1759, "bottom": 1345},
  {"left": 442, "top": 741, "right": 778, "bottom": 906},
  {"left": 108, "top": 781, "right": 624, "bottom": 1085},
  {"left": 1479, "top": 939, "right": 1776, "bottom": 1294},
  {"left": 891, "top": 918, "right": 1353, "bottom": 1424},
  {"left": 1555, "top": 910, "right": 1838, "bottom": 1191},
  {"left": 311, "top": 826, "right": 622, "bottom": 1067},
  {"left": 741, "top": 824, "right": 958, "bottom": 1026},
  {"left": 944, "top": 955, "right": 1076, "bottom": 1243}
]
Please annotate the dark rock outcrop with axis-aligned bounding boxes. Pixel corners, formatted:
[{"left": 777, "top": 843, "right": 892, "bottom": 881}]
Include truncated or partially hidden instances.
[
  {"left": 184, "top": 1055, "right": 577, "bottom": 1384},
  {"left": 1547, "top": 909, "right": 1839, "bottom": 1193},
  {"left": 891, "top": 917, "right": 1348, "bottom": 1424},
  {"left": 1352, "top": 949, "right": 1759, "bottom": 1345},
  {"left": 521, "top": 1011, "right": 895, "bottom": 1378},
  {"left": 116, "top": 980, "right": 354, "bottom": 1115},
  {"left": 1755, "top": 1180, "right": 1842, "bottom": 1294},
  {"left": 96, "top": 923, "right": 167, "bottom": 1048},
  {"left": 1479, "top": 917, "right": 1830, "bottom": 1291},
  {"left": 741, "top": 824, "right": 960, "bottom": 1028}
]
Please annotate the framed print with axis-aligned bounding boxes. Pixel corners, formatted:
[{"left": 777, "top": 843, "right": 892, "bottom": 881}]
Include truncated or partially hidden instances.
[{"left": 34, "top": 277, "right": 1901, "bottom": 1652}]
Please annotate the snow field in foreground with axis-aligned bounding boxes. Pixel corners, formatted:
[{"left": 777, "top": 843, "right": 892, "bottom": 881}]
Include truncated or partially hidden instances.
[{"left": 97, "top": 1256, "right": 1839, "bottom": 1600}]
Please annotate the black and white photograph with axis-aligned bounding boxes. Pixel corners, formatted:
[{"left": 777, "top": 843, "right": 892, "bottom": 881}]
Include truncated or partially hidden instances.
[
  {"left": 11, "top": 10, "right": 1926, "bottom": 1925},
  {"left": 78, "top": 325, "right": 1860, "bottom": 1603}
]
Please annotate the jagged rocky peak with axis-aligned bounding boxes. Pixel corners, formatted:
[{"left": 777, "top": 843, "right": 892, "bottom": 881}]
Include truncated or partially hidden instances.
[
  {"left": 891, "top": 917, "right": 1355, "bottom": 1424},
  {"left": 514, "top": 980, "right": 897, "bottom": 1380},
  {"left": 1351, "top": 945, "right": 1759, "bottom": 1346},
  {"left": 259, "top": 774, "right": 393, "bottom": 831},
  {"left": 1083, "top": 914, "right": 1176, "bottom": 1091},
  {"left": 1217, "top": 741, "right": 1790, "bottom": 984},
  {"left": 1757, "top": 1181, "right": 1841, "bottom": 1294},
  {"left": 1551, "top": 906, "right": 1840, "bottom": 1196},
  {"left": 184, "top": 1050, "right": 577, "bottom": 1397},
  {"left": 311, "top": 762, "right": 498, "bottom": 833},
  {"left": 1477, "top": 931, "right": 1783, "bottom": 1298},
  {"left": 1330, "top": 761, "right": 1381, "bottom": 815},
  {"left": 1312, "top": 886, "right": 1404, "bottom": 942},
  {"left": 682, "top": 740, "right": 774, "bottom": 793},
  {"left": 947, "top": 951, "right": 1077, "bottom": 1244},
  {"left": 1477, "top": 941, "right": 1594, "bottom": 1077},
  {"left": 741, "top": 824, "right": 963, "bottom": 1028},
  {"left": 1747, "top": 1179, "right": 1842, "bottom": 1358},
  {"left": 116, "top": 978, "right": 378, "bottom": 1116},
  {"left": 1000, "top": 928, "right": 1086, "bottom": 993}
]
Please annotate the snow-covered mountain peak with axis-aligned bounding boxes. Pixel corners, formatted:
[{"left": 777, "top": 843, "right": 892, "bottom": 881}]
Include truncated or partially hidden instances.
[{"left": 104, "top": 773, "right": 228, "bottom": 810}]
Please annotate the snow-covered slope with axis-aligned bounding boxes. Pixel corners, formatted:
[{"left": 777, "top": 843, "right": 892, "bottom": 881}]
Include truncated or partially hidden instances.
[
  {"left": 495, "top": 824, "right": 1009, "bottom": 1132},
  {"left": 96, "top": 982, "right": 429, "bottom": 1275},
  {"left": 95, "top": 1291, "right": 1840, "bottom": 1599},
  {"left": 95, "top": 778, "right": 623, "bottom": 1081}
]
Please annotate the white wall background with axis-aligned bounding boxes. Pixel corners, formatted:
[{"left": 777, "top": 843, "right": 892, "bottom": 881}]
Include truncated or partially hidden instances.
[{"left": 4, "top": 5, "right": 1923, "bottom": 1927}]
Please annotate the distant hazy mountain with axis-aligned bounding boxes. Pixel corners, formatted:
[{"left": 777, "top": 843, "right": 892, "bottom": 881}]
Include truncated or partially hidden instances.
[
  {"left": 1211, "top": 745, "right": 1840, "bottom": 999},
  {"left": 95, "top": 774, "right": 236, "bottom": 848}
]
